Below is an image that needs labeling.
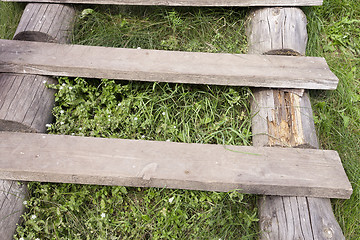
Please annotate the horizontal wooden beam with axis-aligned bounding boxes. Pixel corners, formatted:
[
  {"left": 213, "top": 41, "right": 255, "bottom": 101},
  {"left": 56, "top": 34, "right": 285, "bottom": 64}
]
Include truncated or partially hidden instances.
[
  {"left": 0, "top": 0, "right": 323, "bottom": 7},
  {"left": 0, "top": 39, "right": 338, "bottom": 90},
  {"left": 0, "top": 132, "right": 352, "bottom": 198}
]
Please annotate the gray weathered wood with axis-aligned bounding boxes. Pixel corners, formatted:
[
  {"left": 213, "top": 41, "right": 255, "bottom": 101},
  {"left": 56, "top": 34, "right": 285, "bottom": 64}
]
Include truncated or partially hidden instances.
[
  {"left": 0, "top": 181, "right": 27, "bottom": 240},
  {"left": 0, "top": 0, "right": 323, "bottom": 7},
  {"left": 248, "top": 7, "right": 346, "bottom": 240},
  {"left": 0, "top": 73, "right": 57, "bottom": 133},
  {"left": 0, "top": 39, "right": 339, "bottom": 90},
  {"left": 259, "top": 196, "right": 312, "bottom": 239},
  {"left": 307, "top": 197, "right": 345, "bottom": 239},
  {"left": 259, "top": 195, "right": 345, "bottom": 239},
  {"left": 0, "top": 4, "right": 76, "bottom": 239},
  {"left": 14, "top": 3, "right": 76, "bottom": 43},
  {"left": 0, "top": 4, "right": 76, "bottom": 133},
  {"left": 0, "top": 132, "right": 352, "bottom": 199},
  {"left": 247, "top": 7, "right": 308, "bottom": 56}
]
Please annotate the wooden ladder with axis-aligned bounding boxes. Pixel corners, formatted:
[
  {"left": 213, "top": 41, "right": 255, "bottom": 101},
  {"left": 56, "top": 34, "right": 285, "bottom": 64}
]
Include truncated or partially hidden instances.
[{"left": 0, "top": 1, "right": 349, "bottom": 239}]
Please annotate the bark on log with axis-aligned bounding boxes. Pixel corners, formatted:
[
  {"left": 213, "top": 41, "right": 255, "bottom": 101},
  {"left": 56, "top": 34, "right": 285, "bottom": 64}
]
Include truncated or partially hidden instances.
[
  {"left": 0, "top": 4, "right": 75, "bottom": 239},
  {"left": 247, "top": 7, "right": 345, "bottom": 240}
]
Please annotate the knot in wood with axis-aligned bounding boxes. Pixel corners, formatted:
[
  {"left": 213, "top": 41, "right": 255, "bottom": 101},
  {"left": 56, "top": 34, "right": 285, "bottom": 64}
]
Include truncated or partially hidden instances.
[
  {"left": 323, "top": 227, "right": 334, "bottom": 239},
  {"left": 272, "top": 8, "right": 281, "bottom": 16}
]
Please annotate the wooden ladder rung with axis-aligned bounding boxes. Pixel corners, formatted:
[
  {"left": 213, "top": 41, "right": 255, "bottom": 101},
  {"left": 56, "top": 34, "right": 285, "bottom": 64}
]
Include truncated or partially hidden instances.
[
  {"left": 0, "top": 39, "right": 338, "bottom": 90},
  {"left": 0, "top": 132, "right": 352, "bottom": 199}
]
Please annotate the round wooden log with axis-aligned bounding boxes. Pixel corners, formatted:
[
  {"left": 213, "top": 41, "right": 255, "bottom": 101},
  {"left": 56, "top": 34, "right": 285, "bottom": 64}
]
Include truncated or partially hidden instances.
[
  {"left": 247, "top": 7, "right": 308, "bottom": 56},
  {"left": 0, "top": 3, "right": 75, "bottom": 132},
  {"left": 0, "top": 4, "right": 76, "bottom": 239},
  {"left": 0, "top": 181, "right": 28, "bottom": 240},
  {"left": 0, "top": 73, "right": 57, "bottom": 133},
  {"left": 13, "top": 3, "right": 75, "bottom": 43},
  {"left": 247, "top": 7, "right": 345, "bottom": 240}
]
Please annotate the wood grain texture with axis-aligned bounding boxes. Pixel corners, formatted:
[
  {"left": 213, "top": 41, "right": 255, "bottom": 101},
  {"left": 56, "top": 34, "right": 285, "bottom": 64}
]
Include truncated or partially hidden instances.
[
  {"left": 259, "top": 196, "right": 314, "bottom": 239},
  {"left": 0, "top": 0, "right": 324, "bottom": 7},
  {"left": 0, "top": 73, "right": 57, "bottom": 133},
  {"left": 0, "top": 39, "right": 339, "bottom": 90},
  {"left": 247, "top": 7, "right": 346, "bottom": 240},
  {"left": 0, "top": 4, "right": 76, "bottom": 133},
  {"left": 14, "top": 3, "right": 76, "bottom": 43},
  {"left": 0, "top": 132, "right": 352, "bottom": 199},
  {"left": 0, "top": 181, "right": 27, "bottom": 240},
  {"left": 247, "top": 7, "right": 308, "bottom": 55},
  {"left": 0, "top": 4, "right": 76, "bottom": 239}
]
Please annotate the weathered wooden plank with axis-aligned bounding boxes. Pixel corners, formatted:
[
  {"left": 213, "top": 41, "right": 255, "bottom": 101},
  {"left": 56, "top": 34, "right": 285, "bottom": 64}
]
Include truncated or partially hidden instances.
[
  {"left": 0, "top": 39, "right": 339, "bottom": 90},
  {"left": 0, "top": 0, "right": 323, "bottom": 7},
  {"left": 247, "top": 7, "right": 346, "bottom": 240},
  {"left": 0, "top": 4, "right": 76, "bottom": 239},
  {"left": 0, "top": 132, "right": 352, "bottom": 199}
]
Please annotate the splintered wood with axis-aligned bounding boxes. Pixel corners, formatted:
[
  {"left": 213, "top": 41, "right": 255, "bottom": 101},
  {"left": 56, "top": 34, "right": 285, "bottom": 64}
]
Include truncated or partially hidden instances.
[
  {"left": 251, "top": 90, "right": 318, "bottom": 148},
  {"left": 0, "top": 132, "right": 352, "bottom": 199}
]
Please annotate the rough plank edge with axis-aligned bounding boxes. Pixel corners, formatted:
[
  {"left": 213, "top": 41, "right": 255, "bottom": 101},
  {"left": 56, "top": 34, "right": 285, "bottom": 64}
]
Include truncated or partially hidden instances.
[
  {"left": 0, "top": 0, "right": 324, "bottom": 7},
  {"left": 0, "top": 170, "right": 352, "bottom": 199}
]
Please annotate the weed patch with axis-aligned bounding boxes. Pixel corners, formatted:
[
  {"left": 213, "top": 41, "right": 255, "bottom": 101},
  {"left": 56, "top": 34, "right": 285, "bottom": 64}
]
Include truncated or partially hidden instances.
[
  {"left": 0, "top": 2, "right": 24, "bottom": 39},
  {"left": 16, "top": 183, "right": 258, "bottom": 239}
]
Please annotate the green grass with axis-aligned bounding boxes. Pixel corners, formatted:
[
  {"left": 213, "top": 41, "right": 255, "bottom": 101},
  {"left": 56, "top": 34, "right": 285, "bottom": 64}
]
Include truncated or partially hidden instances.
[
  {"left": 18, "top": 184, "right": 258, "bottom": 239},
  {"left": 0, "top": 1, "right": 359, "bottom": 239},
  {"left": 0, "top": 2, "right": 24, "bottom": 39},
  {"left": 72, "top": 6, "right": 248, "bottom": 53},
  {"left": 47, "top": 78, "right": 253, "bottom": 145},
  {"left": 305, "top": 0, "right": 360, "bottom": 238}
]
